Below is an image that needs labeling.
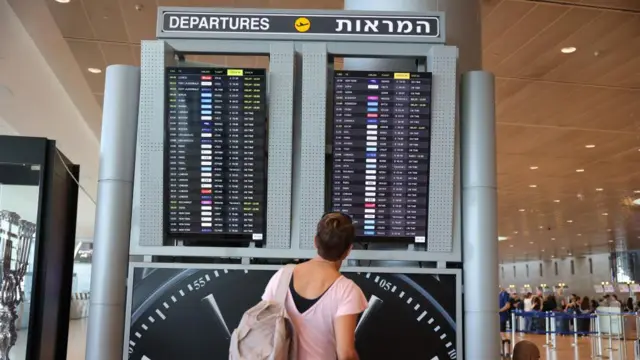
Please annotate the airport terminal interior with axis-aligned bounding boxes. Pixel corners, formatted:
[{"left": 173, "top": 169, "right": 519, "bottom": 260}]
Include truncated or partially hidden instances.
[{"left": 0, "top": 0, "right": 639, "bottom": 359}]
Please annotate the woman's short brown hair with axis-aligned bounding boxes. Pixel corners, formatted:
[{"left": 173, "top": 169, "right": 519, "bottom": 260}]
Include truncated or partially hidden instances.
[{"left": 315, "top": 212, "right": 355, "bottom": 261}]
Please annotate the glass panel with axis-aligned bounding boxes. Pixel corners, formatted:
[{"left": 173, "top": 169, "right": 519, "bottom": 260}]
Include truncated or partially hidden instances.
[{"left": 0, "top": 162, "right": 41, "bottom": 360}]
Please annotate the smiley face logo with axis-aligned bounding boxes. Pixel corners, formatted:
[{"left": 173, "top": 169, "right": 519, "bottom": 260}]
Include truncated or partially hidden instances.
[{"left": 294, "top": 17, "right": 311, "bottom": 32}]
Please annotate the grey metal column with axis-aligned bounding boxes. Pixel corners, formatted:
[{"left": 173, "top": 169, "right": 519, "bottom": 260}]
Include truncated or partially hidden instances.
[
  {"left": 86, "top": 65, "right": 140, "bottom": 360},
  {"left": 461, "top": 71, "right": 498, "bottom": 360},
  {"left": 343, "top": 0, "right": 482, "bottom": 74}
]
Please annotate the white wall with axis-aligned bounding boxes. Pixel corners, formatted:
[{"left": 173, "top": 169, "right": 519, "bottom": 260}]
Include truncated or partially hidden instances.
[{"left": 500, "top": 254, "right": 616, "bottom": 298}]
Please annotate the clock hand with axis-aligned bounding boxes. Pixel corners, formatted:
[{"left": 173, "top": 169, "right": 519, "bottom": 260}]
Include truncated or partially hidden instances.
[
  {"left": 355, "top": 295, "right": 383, "bottom": 336},
  {"left": 202, "top": 294, "right": 231, "bottom": 337}
]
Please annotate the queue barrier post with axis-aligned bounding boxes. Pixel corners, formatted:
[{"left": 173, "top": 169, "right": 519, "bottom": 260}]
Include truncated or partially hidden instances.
[
  {"left": 573, "top": 315, "right": 579, "bottom": 347},
  {"left": 511, "top": 311, "right": 516, "bottom": 350}
]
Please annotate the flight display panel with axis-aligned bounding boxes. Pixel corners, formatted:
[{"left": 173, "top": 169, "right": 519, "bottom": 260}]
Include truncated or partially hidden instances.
[
  {"left": 331, "top": 71, "right": 432, "bottom": 243},
  {"left": 164, "top": 67, "right": 267, "bottom": 241}
]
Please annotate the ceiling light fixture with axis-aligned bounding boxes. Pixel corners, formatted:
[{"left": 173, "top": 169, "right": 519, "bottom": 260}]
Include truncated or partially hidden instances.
[
  {"left": 551, "top": 255, "right": 556, "bottom": 258},
  {"left": 567, "top": 220, "right": 573, "bottom": 223},
  {"left": 529, "top": 185, "right": 538, "bottom": 188},
  {"left": 585, "top": 144, "right": 596, "bottom": 148},
  {"left": 498, "top": 236, "right": 508, "bottom": 241},
  {"left": 633, "top": 199, "right": 640, "bottom": 206},
  {"left": 596, "top": 188, "right": 603, "bottom": 192},
  {"left": 576, "top": 169, "right": 585, "bottom": 173},
  {"left": 609, "top": 240, "right": 614, "bottom": 243},
  {"left": 634, "top": 190, "right": 640, "bottom": 194},
  {"left": 541, "top": 249, "right": 545, "bottom": 252},
  {"left": 602, "top": 212, "right": 609, "bottom": 216},
  {"left": 568, "top": 253, "right": 572, "bottom": 256},
  {"left": 529, "top": 241, "right": 534, "bottom": 244},
  {"left": 577, "top": 234, "right": 582, "bottom": 236},
  {"left": 554, "top": 200, "right": 560, "bottom": 203},
  {"left": 519, "top": 209, "right": 525, "bottom": 212},
  {"left": 88, "top": 68, "right": 102, "bottom": 74},
  {"left": 509, "top": 245, "right": 514, "bottom": 248},
  {"left": 530, "top": 166, "right": 539, "bottom": 170},
  {"left": 55, "top": 0, "right": 70, "bottom": 3},
  {"left": 561, "top": 47, "right": 577, "bottom": 54},
  {"left": 551, "top": 238, "right": 556, "bottom": 241}
]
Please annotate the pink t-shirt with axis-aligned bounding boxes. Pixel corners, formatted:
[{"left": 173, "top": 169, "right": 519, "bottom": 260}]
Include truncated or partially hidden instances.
[{"left": 262, "top": 268, "right": 368, "bottom": 360}]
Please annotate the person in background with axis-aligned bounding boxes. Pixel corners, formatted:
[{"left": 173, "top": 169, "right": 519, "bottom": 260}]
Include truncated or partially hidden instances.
[
  {"left": 626, "top": 297, "right": 634, "bottom": 312},
  {"left": 542, "top": 294, "right": 557, "bottom": 312},
  {"left": 591, "top": 299, "right": 599, "bottom": 311},
  {"left": 578, "top": 296, "right": 592, "bottom": 335},
  {"left": 499, "top": 288, "right": 516, "bottom": 338},
  {"left": 610, "top": 294, "right": 621, "bottom": 308},
  {"left": 523, "top": 292, "right": 533, "bottom": 333},
  {"left": 531, "top": 296, "right": 542, "bottom": 333}
]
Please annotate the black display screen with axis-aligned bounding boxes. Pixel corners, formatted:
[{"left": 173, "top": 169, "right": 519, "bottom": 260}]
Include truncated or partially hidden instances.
[
  {"left": 331, "top": 71, "right": 432, "bottom": 243},
  {"left": 164, "top": 67, "right": 267, "bottom": 241}
]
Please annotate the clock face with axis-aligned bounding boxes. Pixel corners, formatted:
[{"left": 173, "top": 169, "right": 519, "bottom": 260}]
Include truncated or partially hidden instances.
[{"left": 127, "top": 266, "right": 458, "bottom": 360}]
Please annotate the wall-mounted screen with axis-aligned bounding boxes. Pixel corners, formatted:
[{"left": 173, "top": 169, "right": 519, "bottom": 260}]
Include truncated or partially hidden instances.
[
  {"left": 164, "top": 67, "right": 267, "bottom": 241},
  {"left": 331, "top": 71, "right": 432, "bottom": 243}
]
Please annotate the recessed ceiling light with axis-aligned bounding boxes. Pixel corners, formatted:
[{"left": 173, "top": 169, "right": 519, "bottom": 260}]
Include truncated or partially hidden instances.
[
  {"left": 551, "top": 238, "right": 556, "bottom": 241},
  {"left": 561, "top": 47, "right": 577, "bottom": 54},
  {"left": 551, "top": 255, "right": 555, "bottom": 258},
  {"left": 584, "top": 243, "right": 588, "bottom": 246},
  {"left": 529, "top": 185, "right": 538, "bottom": 188},
  {"left": 554, "top": 200, "right": 560, "bottom": 203},
  {"left": 576, "top": 169, "right": 585, "bottom": 173},
  {"left": 634, "top": 190, "right": 640, "bottom": 194},
  {"left": 607, "top": 228, "right": 612, "bottom": 232},
  {"left": 541, "top": 249, "right": 545, "bottom": 252},
  {"left": 55, "top": 0, "right": 70, "bottom": 3},
  {"left": 509, "top": 245, "right": 514, "bottom": 248},
  {"left": 519, "top": 209, "right": 525, "bottom": 212},
  {"left": 577, "top": 234, "right": 582, "bottom": 236},
  {"left": 530, "top": 166, "right": 539, "bottom": 170},
  {"left": 596, "top": 188, "right": 603, "bottom": 192},
  {"left": 568, "top": 253, "right": 572, "bottom": 256},
  {"left": 633, "top": 199, "right": 640, "bottom": 206},
  {"left": 602, "top": 212, "right": 609, "bottom": 216},
  {"left": 529, "top": 241, "right": 534, "bottom": 244},
  {"left": 609, "top": 240, "right": 614, "bottom": 243},
  {"left": 88, "top": 68, "right": 102, "bottom": 74},
  {"left": 513, "top": 231, "right": 519, "bottom": 234},
  {"left": 561, "top": 247, "right": 565, "bottom": 249},
  {"left": 498, "top": 236, "right": 508, "bottom": 241},
  {"left": 567, "top": 220, "right": 573, "bottom": 223},
  {"left": 585, "top": 144, "right": 596, "bottom": 148}
]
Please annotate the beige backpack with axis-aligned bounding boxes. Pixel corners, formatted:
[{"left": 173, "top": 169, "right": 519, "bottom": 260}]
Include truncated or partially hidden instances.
[{"left": 229, "top": 265, "right": 298, "bottom": 360}]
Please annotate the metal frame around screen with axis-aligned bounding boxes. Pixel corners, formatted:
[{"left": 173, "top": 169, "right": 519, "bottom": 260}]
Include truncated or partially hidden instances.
[
  {"left": 130, "top": 7, "right": 459, "bottom": 262},
  {"left": 123, "top": 262, "right": 463, "bottom": 360}
]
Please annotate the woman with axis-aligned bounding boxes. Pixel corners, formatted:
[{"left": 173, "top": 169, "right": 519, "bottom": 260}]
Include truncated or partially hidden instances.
[
  {"left": 578, "top": 296, "right": 591, "bottom": 335},
  {"left": 262, "top": 212, "right": 368, "bottom": 360}
]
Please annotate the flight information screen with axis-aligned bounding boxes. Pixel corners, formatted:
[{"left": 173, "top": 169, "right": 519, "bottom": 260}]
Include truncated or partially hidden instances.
[
  {"left": 331, "top": 71, "right": 432, "bottom": 243},
  {"left": 164, "top": 67, "right": 267, "bottom": 241}
]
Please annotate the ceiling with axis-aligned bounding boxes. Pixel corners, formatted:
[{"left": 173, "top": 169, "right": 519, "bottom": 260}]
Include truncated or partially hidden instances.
[{"left": 6, "top": 0, "right": 640, "bottom": 262}]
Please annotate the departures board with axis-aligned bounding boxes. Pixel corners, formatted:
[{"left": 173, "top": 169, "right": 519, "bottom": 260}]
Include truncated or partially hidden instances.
[
  {"left": 331, "top": 71, "right": 432, "bottom": 243},
  {"left": 164, "top": 67, "right": 267, "bottom": 242}
]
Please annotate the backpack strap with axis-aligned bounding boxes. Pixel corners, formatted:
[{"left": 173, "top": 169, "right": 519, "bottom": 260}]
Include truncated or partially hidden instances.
[{"left": 274, "top": 264, "right": 295, "bottom": 304}]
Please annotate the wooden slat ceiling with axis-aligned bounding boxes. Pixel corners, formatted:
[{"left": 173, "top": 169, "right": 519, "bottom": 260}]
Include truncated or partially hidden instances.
[{"left": 45, "top": 0, "right": 640, "bottom": 263}]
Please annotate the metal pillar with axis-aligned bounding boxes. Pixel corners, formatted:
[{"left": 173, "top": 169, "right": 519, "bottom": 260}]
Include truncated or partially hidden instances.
[
  {"left": 86, "top": 65, "right": 140, "bottom": 360},
  {"left": 461, "top": 71, "right": 498, "bottom": 360},
  {"left": 343, "top": 0, "right": 482, "bottom": 74}
]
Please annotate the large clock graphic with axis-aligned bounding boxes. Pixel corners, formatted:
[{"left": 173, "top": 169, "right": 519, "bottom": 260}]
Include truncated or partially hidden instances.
[{"left": 126, "top": 265, "right": 459, "bottom": 360}]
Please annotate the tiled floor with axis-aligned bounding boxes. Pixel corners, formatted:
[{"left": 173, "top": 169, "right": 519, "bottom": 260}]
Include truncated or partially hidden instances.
[
  {"left": 10, "top": 320, "right": 638, "bottom": 360},
  {"left": 507, "top": 332, "right": 637, "bottom": 360}
]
